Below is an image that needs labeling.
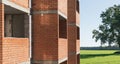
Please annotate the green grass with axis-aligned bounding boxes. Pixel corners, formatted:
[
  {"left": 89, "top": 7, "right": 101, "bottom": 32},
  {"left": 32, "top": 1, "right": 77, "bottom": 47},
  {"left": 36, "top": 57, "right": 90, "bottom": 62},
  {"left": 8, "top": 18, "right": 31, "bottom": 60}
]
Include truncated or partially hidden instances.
[{"left": 80, "top": 50, "right": 120, "bottom": 64}]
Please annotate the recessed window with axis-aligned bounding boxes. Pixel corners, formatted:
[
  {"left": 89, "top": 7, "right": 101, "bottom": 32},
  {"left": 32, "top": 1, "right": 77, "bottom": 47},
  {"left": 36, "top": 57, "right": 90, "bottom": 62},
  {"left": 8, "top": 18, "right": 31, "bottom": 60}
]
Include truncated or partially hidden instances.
[
  {"left": 59, "top": 15, "right": 67, "bottom": 38},
  {"left": 4, "top": 14, "right": 29, "bottom": 38},
  {"left": 77, "top": 27, "right": 80, "bottom": 40},
  {"left": 76, "top": 0, "right": 79, "bottom": 13}
]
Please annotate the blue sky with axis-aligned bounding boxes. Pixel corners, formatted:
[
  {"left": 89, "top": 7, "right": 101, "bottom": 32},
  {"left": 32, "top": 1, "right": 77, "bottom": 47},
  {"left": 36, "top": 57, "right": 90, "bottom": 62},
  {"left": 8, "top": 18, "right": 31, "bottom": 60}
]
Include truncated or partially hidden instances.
[{"left": 80, "top": 0, "right": 120, "bottom": 47}]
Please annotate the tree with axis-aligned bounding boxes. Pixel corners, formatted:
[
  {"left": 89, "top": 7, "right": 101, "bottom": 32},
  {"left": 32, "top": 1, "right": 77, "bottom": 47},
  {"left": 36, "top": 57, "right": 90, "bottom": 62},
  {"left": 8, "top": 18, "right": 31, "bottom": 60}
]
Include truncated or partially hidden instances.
[{"left": 92, "top": 5, "right": 120, "bottom": 48}]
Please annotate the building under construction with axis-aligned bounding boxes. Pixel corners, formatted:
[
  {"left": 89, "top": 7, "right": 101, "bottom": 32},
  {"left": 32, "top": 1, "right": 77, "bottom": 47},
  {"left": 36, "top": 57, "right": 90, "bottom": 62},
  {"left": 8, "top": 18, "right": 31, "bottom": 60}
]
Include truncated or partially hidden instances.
[{"left": 0, "top": 0, "right": 80, "bottom": 64}]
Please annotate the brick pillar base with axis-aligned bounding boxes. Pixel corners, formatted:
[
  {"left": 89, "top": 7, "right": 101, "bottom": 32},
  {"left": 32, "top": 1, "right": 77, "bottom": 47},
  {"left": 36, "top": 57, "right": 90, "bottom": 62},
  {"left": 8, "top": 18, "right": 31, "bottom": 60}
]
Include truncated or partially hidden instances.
[{"left": 0, "top": 3, "right": 4, "bottom": 64}]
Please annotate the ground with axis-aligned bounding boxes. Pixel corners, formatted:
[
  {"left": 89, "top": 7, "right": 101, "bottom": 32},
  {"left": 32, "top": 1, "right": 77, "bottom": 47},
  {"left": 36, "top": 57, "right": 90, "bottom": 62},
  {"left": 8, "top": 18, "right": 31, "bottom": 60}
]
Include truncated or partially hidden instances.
[{"left": 80, "top": 50, "right": 120, "bottom": 64}]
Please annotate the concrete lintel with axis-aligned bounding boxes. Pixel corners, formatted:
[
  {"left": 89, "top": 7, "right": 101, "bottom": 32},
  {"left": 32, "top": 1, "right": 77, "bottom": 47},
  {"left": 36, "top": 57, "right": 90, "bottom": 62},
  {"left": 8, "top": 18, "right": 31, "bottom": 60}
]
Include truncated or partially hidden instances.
[
  {"left": 3, "top": 0, "right": 30, "bottom": 13},
  {"left": 32, "top": 57, "right": 68, "bottom": 64},
  {"left": 32, "top": 60, "right": 58, "bottom": 64},
  {"left": 76, "top": 24, "right": 80, "bottom": 27},
  {"left": 32, "top": 10, "right": 57, "bottom": 14},
  {"left": 58, "top": 11, "right": 67, "bottom": 19},
  {"left": 77, "top": 51, "right": 80, "bottom": 55},
  {"left": 20, "top": 61, "right": 30, "bottom": 64},
  {"left": 68, "top": 22, "right": 76, "bottom": 26},
  {"left": 68, "top": 22, "right": 80, "bottom": 27},
  {"left": 58, "top": 57, "right": 68, "bottom": 64}
]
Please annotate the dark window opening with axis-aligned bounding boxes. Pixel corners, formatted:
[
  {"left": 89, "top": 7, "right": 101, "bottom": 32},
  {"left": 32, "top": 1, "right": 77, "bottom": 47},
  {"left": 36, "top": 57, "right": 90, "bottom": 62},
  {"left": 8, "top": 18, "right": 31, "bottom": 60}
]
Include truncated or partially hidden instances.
[
  {"left": 77, "top": 27, "right": 80, "bottom": 40},
  {"left": 4, "top": 14, "right": 29, "bottom": 38},
  {"left": 76, "top": 0, "right": 79, "bottom": 13},
  {"left": 59, "top": 15, "right": 67, "bottom": 38}
]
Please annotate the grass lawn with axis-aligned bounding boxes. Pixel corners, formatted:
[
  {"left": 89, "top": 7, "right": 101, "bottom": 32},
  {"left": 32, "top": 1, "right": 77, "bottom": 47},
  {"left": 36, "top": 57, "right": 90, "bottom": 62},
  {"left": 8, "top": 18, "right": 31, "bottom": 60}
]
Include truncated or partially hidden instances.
[{"left": 80, "top": 50, "right": 120, "bottom": 64}]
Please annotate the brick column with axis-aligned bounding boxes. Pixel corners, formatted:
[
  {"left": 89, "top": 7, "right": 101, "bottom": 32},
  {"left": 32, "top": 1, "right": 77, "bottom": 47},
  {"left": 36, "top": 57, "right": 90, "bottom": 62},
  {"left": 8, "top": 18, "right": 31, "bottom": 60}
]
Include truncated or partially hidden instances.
[
  {"left": 0, "top": 3, "right": 4, "bottom": 64},
  {"left": 32, "top": 0, "right": 59, "bottom": 64},
  {"left": 67, "top": 0, "right": 77, "bottom": 64}
]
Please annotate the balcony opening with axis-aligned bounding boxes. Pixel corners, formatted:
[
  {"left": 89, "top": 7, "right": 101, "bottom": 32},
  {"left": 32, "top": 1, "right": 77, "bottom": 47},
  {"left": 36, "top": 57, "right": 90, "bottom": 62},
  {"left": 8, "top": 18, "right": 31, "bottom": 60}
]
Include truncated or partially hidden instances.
[
  {"left": 59, "top": 15, "right": 67, "bottom": 38},
  {"left": 4, "top": 5, "right": 29, "bottom": 38},
  {"left": 76, "top": 0, "right": 79, "bottom": 13},
  {"left": 77, "top": 26, "right": 80, "bottom": 40}
]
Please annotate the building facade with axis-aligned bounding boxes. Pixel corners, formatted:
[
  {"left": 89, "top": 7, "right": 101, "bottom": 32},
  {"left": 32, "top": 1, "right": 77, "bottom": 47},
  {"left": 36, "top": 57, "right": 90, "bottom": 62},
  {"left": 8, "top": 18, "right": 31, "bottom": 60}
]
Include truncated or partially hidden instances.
[{"left": 0, "top": 0, "right": 80, "bottom": 64}]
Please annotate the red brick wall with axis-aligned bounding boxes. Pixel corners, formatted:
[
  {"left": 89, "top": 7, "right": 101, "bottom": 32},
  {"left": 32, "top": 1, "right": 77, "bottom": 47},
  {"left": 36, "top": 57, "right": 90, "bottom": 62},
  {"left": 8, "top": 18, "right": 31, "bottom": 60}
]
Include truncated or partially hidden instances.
[
  {"left": 3, "top": 38, "right": 29, "bottom": 64},
  {"left": 76, "top": 11, "right": 80, "bottom": 25},
  {"left": 32, "top": 0, "right": 58, "bottom": 11},
  {"left": 58, "top": 0, "right": 67, "bottom": 16},
  {"left": 58, "top": 38, "right": 67, "bottom": 59},
  {"left": 77, "top": 40, "right": 80, "bottom": 53},
  {"left": 68, "top": 26, "right": 77, "bottom": 64},
  {"left": 0, "top": 3, "right": 30, "bottom": 64},
  {"left": 0, "top": 3, "right": 4, "bottom": 64},
  {"left": 32, "top": 14, "right": 59, "bottom": 61},
  {"left": 9, "top": 0, "right": 29, "bottom": 8},
  {"left": 0, "top": 3, "right": 4, "bottom": 37},
  {"left": 58, "top": 15, "right": 68, "bottom": 60},
  {"left": 32, "top": 0, "right": 59, "bottom": 62},
  {"left": 68, "top": 0, "right": 78, "bottom": 64}
]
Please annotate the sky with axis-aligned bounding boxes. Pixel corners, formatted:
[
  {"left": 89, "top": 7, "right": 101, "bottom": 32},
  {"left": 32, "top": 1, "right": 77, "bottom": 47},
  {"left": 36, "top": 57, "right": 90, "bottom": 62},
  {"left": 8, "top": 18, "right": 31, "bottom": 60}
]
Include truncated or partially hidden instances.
[{"left": 80, "top": 0, "right": 120, "bottom": 47}]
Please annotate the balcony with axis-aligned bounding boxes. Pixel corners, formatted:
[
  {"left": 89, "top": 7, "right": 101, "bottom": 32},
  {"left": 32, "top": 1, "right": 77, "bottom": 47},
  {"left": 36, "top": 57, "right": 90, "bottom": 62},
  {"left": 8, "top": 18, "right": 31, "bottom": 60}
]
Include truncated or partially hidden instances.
[
  {"left": 4, "top": 5, "right": 29, "bottom": 38},
  {"left": 2, "top": 0, "right": 30, "bottom": 13},
  {"left": 58, "top": 0, "right": 67, "bottom": 18}
]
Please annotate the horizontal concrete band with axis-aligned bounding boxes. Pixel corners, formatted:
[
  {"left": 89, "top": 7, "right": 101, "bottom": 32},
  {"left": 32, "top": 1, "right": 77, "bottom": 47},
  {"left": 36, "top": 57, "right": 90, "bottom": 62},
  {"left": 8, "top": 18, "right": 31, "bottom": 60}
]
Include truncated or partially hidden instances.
[
  {"left": 58, "top": 57, "right": 68, "bottom": 64},
  {"left": 77, "top": 51, "right": 80, "bottom": 54},
  {"left": 32, "top": 60, "right": 58, "bottom": 64},
  {"left": 69, "top": 51, "right": 80, "bottom": 56},
  {"left": 20, "top": 61, "right": 30, "bottom": 64},
  {"left": 58, "top": 11, "right": 67, "bottom": 19},
  {"left": 32, "top": 10, "right": 68, "bottom": 19},
  {"left": 32, "top": 10, "right": 57, "bottom": 14},
  {"left": 68, "top": 22, "right": 79, "bottom": 27},
  {"left": 32, "top": 57, "right": 68, "bottom": 64}
]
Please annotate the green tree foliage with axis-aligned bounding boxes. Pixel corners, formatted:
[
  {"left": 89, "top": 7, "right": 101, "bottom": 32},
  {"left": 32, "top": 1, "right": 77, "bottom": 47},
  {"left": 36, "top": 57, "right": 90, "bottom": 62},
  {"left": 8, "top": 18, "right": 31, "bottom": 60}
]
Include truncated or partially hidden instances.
[{"left": 92, "top": 5, "right": 120, "bottom": 47}]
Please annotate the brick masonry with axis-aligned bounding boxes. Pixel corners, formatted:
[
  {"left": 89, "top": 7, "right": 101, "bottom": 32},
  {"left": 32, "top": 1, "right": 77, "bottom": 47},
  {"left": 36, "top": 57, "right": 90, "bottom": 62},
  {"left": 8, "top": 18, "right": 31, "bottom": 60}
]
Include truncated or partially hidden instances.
[
  {"left": 3, "top": 38, "right": 29, "bottom": 64},
  {"left": 0, "top": 3, "right": 4, "bottom": 64},
  {"left": 32, "top": 14, "right": 59, "bottom": 61},
  {"left": 67, "top": 0, "right": 80, "bottom": 64},
  {"left": 9, "top": 0, "right": 29, "bottom": 8},
  {"left": 58, "top": 0, "right": 67, "bottom": 16},
  {"left": 0, "top": 2, "right": 30, "bottom": 64},
  {"left": 0, "top": 0, "right": 80, "bottom": 64}
]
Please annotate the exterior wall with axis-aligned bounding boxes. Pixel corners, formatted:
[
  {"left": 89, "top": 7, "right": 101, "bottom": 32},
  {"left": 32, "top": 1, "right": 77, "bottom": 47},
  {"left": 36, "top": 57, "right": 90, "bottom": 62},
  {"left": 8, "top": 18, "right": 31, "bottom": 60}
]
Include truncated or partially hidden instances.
[
  {"left": 76, "top": 11, "right": 80, "bottom": 26},
  {"left": 77, "top": 40, "right": 80, "bottom": 53},
  {"left": 0, "top": 0, "right": 80, "bottom": 64},
  {"left": 9, "top": 0, "right": 29, "bottom": 8},
  {"left": 68, "top": 0, "right": 78, "bottom": 64},
  {"left": 58, "top": 0, "right": 67, "bottom": 16},
  {"left": 67, "top": 26, "right": 77, "bottom": 64},
  {"left": 0, "top": 3, "right": 4, "bottom": 64},
  {"left": 3, "top": 38, "right": 29, "bottom": 64},
  {"left": 58, "top": 15, "right": 68, "bottom": 61},
  {"left": 32, "top": 0, "right": 59, "bottom": 64},
  {"left": 32, "top": 0, "right": 57, "bottom": 11},
  {"left": 76, "top": 1, "right": 80, "bottom": 64},
  {"left": 32, "top": 14, "right": 59, "bottom": 64},
  {"left": 0, "top": 2, "right": 30, "bottom": 64},
  {"left": 58, "top": 38, "right": 67, "bottom": 59}
]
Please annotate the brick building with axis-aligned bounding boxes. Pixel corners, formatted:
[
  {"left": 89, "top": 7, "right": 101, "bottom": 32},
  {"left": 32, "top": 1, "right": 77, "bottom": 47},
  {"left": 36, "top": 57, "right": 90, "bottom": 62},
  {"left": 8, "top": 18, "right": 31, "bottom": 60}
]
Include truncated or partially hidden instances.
[{"left": 0, "top": 0, "right": 80, "bottom": 64}]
